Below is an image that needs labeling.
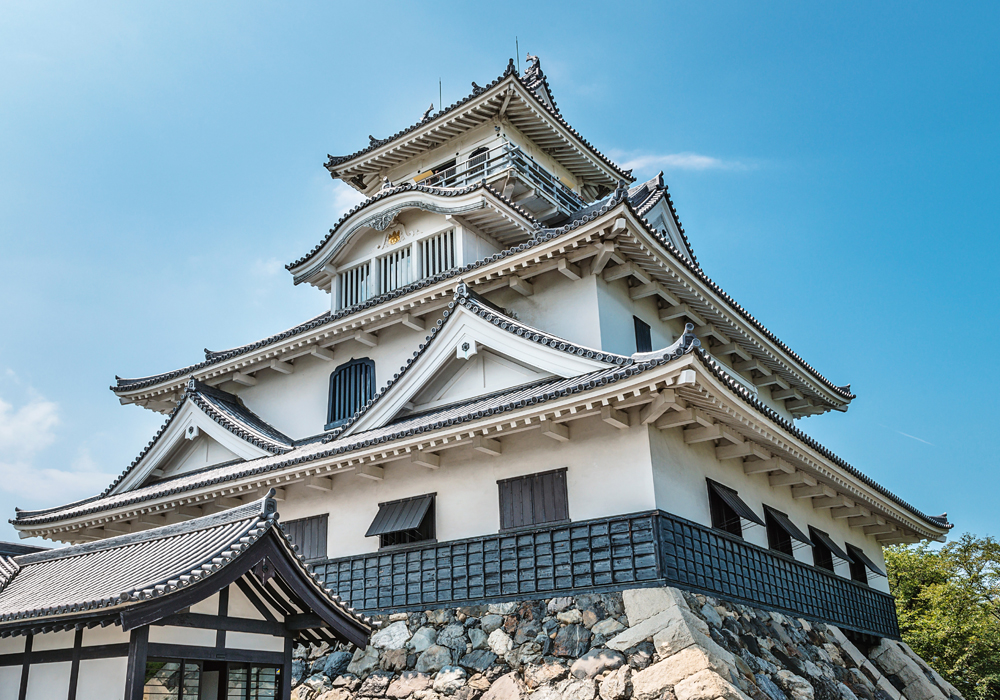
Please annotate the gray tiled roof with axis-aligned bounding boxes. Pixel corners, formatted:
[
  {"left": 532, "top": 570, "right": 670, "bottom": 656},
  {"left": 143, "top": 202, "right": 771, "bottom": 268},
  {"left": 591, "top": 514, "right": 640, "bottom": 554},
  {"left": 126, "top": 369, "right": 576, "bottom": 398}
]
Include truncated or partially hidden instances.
[
  {"left": 324, "top": 59, "right": 632, "bottom": 185},
  {"left": 0, "top": 494, "right": 372, "bottom": 639}
]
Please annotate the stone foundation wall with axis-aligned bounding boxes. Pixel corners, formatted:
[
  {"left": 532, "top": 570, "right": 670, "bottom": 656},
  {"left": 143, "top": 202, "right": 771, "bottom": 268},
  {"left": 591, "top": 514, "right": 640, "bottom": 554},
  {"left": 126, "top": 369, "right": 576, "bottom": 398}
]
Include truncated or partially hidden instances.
[{"left": 292, "top": 586, "right": 962, "bottom": 700}]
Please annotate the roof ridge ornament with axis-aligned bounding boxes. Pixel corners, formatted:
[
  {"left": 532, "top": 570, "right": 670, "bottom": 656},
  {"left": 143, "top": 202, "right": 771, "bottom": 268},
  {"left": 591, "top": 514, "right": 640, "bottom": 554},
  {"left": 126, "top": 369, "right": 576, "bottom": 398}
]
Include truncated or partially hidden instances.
[
  {"left": 505, "top": 58, "right": 517, "bottom": 76},
  {"left": 421, "top": 103, "right": 434, "bottom": 121},
  {"left": 524, "top": 53, "right": 542, "bottom": 85},
  {"left": 471, "top": 81, "right": 485, "bottom": 95}
]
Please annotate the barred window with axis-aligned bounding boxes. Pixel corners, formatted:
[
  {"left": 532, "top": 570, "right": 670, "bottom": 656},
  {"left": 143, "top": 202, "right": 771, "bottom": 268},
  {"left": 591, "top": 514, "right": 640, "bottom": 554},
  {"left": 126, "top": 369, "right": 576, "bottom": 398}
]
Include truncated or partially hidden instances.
[
  {"left": 634, "top": 316, "right": 652, "bottom": 353},
  {"left": 420, "top": 229, "right": 456, "bottom": 277},
  {"left": 337, "top": 262, "right": 371, "bottom": 310},
  {"left": 327, "top": 358, "right": 375, "bottom": 429},
  {"left": 377, "top": 247, "right": 412, "bottom": 294}
]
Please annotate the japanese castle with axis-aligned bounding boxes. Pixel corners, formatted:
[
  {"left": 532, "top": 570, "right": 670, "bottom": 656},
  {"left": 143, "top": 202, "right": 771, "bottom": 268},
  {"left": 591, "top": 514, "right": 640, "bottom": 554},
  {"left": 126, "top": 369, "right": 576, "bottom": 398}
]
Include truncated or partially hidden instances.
[{"left": 0, "top": 56, "right": 951, "bottom": 699}]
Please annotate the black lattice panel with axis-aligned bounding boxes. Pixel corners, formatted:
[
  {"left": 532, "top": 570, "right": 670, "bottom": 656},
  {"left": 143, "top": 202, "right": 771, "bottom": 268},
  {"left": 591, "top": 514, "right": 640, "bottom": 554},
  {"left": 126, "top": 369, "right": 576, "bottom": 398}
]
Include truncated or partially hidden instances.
[{"left": 657, "top": 513, "right": 899, "bottom": 638}]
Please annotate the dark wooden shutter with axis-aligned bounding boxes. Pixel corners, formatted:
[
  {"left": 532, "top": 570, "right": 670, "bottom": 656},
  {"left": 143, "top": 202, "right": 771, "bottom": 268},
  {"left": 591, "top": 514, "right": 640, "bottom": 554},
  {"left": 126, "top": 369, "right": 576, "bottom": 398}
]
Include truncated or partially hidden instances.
[
  {"left": 327, "top": 358, "right": 375, "bottom": 428},
  {"left": 283, "top": 514, "right": 328, "bottom": 561},
  {"left": 498, "top": 469, "right": 569, "bottom": 531},
  {"left": 634, "top": 316, "right": 652, "bottom": 353}
]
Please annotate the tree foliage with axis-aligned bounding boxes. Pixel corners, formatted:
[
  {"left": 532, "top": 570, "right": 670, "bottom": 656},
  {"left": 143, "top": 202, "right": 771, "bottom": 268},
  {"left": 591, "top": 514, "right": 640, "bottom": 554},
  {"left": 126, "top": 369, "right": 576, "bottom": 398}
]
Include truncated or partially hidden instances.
[{"left": 886, "top": 533, "right": 1000, "bottom": 699}]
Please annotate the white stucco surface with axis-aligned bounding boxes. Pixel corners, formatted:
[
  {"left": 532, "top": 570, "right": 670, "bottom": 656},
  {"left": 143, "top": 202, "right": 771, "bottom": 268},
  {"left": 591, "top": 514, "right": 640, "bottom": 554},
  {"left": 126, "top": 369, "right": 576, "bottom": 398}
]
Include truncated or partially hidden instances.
[
  {"left": 31, "top": 629, "right": 75, "bottom": 651},
  {"left": 190, "top": 591, "right": 221, "bottom": 616},
  {"left": 0, "top": 636, "right": 23, "bottom": 655},
  {"left": 280, "top": 415, "right": 655, "bottom": 558},
  {"left": 82, "top": 624, "right": 130, "bottom": 647},
  {"left": 0, "top": 667, "right": 21, "bottom": 699},
  {"left": 76, "top": 657, "right": 127, "bottom": 700},
  {"left": 228, "top": 583, "right": 267, "bottom": 620},
  {"left": 24, "top": 661, "right": 71, "bottom": 700},
  {"left": 149, "top": 625, "right": 215, "bottom": 647},
  {"left": 227, "top": 631, "right": 284, "bottom": 652}
]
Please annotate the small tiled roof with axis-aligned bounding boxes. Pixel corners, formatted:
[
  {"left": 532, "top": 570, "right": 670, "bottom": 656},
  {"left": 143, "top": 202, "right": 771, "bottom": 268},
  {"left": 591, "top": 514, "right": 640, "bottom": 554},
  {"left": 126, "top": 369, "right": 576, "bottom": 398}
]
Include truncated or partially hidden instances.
[
  {"left": 286, "top": 179, "right": 538, "bottom": 274},
  {"left": 0, "top": 494, "right": 373, "bottom": 642},
  {"left": 324, "top": 58, "right": 632, "bottom": 186}
]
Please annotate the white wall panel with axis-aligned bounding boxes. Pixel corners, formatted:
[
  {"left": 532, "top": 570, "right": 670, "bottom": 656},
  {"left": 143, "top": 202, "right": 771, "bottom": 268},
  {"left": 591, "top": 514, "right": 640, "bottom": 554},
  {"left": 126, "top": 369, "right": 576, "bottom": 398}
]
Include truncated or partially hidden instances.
[
  {"left": 0, "top": 667, "right": 21, "bottom": 700},
  {"left": 31, "top": 629, "right": 75, "bottom": 651},
  {"left": 227, "top": 631, "right": 284, "bottom": 652},
  {"left": 82, "top": 625, "right": 130, "bottom": 646},
  {"left": 149, "top": 625, "right": 215, "bottom": 647},
  {"left": 25, "top": 660, "right": 71, "bottom": 700},
  {"left": 76, "top": 657, "right": 128, "bottom": 700}
]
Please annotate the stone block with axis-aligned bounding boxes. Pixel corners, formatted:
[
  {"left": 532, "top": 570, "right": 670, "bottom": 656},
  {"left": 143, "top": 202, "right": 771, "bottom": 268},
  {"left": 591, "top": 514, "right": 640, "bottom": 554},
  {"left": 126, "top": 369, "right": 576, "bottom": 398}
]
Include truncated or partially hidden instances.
[
  {"left": 607, "top": 603, "right": 708, "bottom": 652},
  {"left": 675, "top": 669, "right": 751, "bottom": 700},
  {"left": 469, "top": 627, "right": 488, "bottom": 650},
  {"left": 653, "top": 609, "right": 733, "bottom": 668},
  {"left": 416, "top": 645, "right": 453, "bottom": 674},
  {"left": 357, "top": 671, "right": 391, "bottom": 697},
  {"left": 387, "top": 671, "right": 432, "bottom": 699},
  {"left": 480, "top": 672, "right": 524, "bottom": 700},
  {"left": 557, "top": 609, "right": 583, "bottom": 625},
  {"left": 548, "top": 597, "right": 574, "bottom": 614},
  {"left": 372, "top": 621, "right": 412, "bottom": 650},
  {"left": 555, "top": 676, "right": 597, "bottom": 700},
  {"left": 524, "top": 660, "right": 568, "bottom": 688},
  {"left": 776, "top": 670, "right": 814, "bottom": 700},
  {"left": 631, "top": 647, "right": 730, "bottom": 699},
  {"left": 433, "top": 666, "right": 468, "bottom": 695},
  {"left": 347, "top": 646, "right": 380, "bottom": 677},
  {"left": 591, "top": 618, "right": 625, "bottom": 637},
  {"left": 487, "top": 629, "right": 513, "bottom": 656},
  {"left": 552, "top": 624, "right": 591, "bottom": 657},
  {"left": 480, "top": 615, "right": 504, "bottom": 634},
  {"left": 459, "top": 650, "right": 497, "bottom": 673},
  {"left": 570, "top": 648, "right": 626, "bottom": 679},
  {"left": 599, "top": 665, "right": 630, "bottom": 700},
  {"left": 623, "top": 586, "right": 690, "bottom": 626}
]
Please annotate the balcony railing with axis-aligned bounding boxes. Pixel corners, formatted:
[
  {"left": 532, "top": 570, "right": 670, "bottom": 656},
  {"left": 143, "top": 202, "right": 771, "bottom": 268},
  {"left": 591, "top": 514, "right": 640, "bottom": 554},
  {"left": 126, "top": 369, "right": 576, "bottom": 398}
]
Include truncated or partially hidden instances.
[
  {"left": 314, "top": 509, "right": 900, "bottom": 639},
  {"left": 417, "top": 143, "right": 587, "bottom": 221}
]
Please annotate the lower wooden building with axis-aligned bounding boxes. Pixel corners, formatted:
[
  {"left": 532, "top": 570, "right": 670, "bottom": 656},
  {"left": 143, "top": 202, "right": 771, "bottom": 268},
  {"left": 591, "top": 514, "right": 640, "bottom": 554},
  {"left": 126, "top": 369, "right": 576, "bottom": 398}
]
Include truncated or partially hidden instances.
[{"left": 0, "top": 493, "right": 371, "bottom": 700}]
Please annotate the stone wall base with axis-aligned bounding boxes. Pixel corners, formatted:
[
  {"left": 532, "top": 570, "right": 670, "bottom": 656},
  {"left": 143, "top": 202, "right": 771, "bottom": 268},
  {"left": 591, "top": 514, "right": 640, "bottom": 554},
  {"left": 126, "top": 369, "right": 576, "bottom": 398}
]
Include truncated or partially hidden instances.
[{"left": 291, "top": 587, "right": 962, "bottom": 700}]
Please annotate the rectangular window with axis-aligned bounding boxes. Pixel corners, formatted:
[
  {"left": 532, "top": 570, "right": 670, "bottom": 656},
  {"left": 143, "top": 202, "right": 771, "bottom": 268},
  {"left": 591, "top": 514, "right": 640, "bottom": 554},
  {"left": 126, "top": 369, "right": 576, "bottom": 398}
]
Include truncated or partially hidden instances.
[
  {"left": 812, "top": 529, "right": 835, "bottom": 572},
  {"left": 707, "top": 480, "right": 764, "bottom": 539},
  {"left": 283, "top": 514, "right": 328, "bottom": 562},
  {"left": 498, "top": 468, "right": 569, "bottom": 531},
  {"left": 366, "top": 494, "right": 436, "bottom": 549},
  {"left": 227, "top": 664, "right": 280, "bottom": 700},
  {"left": 765, "top": 509, "right": 794, "bottom": 556},
  {"left": 377, "top": 247, "right": 412, "bottom": 294},
  {"left": 420, "top": 229, "right": 456, "bottom": 277},
  {"left": 144, "top": 660, "right": 201, "bottom": 700},
  {"left": 845, "top": 543, "right": 887, "bottom": 585},
  {"left": 634, "top": 316, "right": 652, "bottom": 353},
  {"left": 337, "top": 262, "right": 371, "bottom": 310}
]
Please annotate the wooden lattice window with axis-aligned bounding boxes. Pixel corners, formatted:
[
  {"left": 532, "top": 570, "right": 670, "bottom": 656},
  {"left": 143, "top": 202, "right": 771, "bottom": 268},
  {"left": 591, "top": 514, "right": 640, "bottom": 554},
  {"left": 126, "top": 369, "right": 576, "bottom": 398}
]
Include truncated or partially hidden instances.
[
  {"left": 327, "top": 358, "right": 375, "bottom": 429},
  {"left": 377, "top": 247, "right": 412, "bottom": 294},
  {"left": 337, "top": 262, "right": 371, "bottom": 310},
  {"left": 420, "top": 229, "right": 456, "bottom": 278}
]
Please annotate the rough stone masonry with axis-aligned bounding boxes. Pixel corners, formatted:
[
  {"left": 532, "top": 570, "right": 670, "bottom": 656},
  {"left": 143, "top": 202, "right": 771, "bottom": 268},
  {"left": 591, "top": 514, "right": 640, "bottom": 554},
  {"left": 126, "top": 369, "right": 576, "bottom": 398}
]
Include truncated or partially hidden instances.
[{"left": 290, "top": 586, "right": 962, "bottom": 700}]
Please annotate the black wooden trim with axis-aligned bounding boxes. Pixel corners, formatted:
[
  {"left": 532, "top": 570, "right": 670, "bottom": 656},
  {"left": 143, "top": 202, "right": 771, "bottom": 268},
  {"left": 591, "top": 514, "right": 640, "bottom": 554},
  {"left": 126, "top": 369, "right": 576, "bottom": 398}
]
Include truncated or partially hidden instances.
[
  {"left": 236, "top": 574, "right": 282, "bottom": 621},
  {"left": 17, "top": 633, "right": 30, "bottom": 700},
  {"left": 123, "top": 626, "right": 148, "bottom": 700},
  {"left": 155, "top": 612, "right": 285, "bottom": 637},
  {"left": 216, "top": 585, "right": 229, "bottom": 650},
  {"left": 282, "top": 636, "right": 293, "bottom": 700},
  {"left": 67, "top": 627, "right": 83, "bottom": 700},
  {"left": 146, "top": 642, "right": 283, "bottom": 665},
  {"left": 284, "top": 614, "right": 324, "bottom": 631},
  {"left": 0, "top": 643, "right": 130, "bottom": 667}
]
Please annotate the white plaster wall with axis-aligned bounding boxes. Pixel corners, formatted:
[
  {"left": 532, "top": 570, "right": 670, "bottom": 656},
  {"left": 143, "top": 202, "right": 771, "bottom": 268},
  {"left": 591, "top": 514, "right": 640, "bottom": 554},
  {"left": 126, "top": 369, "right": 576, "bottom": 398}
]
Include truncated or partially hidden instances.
[
  {"left": 230, "top": 319, "right": 436, "bottom": 439},
  {"left": 595, "top": 275, "right": 675, "bottom": 357},
  {"left": 278, "top": 415, "right": 655, "bottom": 558},
  {"left": 148, "top": 625, "right": 215, "bottom": 647},
  {"left": 0, "top": 636, "right": 23, "bottom": 654},
  {"left": 76, "top": 657, "right": 128, "bottom": 700},
  {"left": 24, "top": 660, "right": 71, "bottom": 700},
  {"left": 189, "top": 591, "right": 221, "bottom": 616},
  {"left": 485, "top": 269, "right": 604, "bottom": 353},
  {"left": 31, "top": 629, "right": 75, "bottom": 651},
  {"left": 228, "top": 584, "right": 267, "bottom": 621},
  {"left": 648, "top": 424, "right": 890, "bottom": 594},
  {"left": 0, "top": 667, "right": 20, "bottom": 699},
  {"left": 165, "top": 434, "right": 239, "bottom": 478},
  {"left": 82, "top": 625, "right": 130, "bottom": 647},
  {"left": 227, "top": 631, "right": 284, "bottom": 652}
]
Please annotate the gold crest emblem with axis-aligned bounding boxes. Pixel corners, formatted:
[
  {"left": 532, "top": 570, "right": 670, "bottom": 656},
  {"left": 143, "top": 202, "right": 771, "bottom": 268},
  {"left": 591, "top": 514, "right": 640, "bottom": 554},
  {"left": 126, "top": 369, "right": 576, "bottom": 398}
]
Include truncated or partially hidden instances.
[{"left": 387, "top": 230, "right": 401, "bottom": 245}]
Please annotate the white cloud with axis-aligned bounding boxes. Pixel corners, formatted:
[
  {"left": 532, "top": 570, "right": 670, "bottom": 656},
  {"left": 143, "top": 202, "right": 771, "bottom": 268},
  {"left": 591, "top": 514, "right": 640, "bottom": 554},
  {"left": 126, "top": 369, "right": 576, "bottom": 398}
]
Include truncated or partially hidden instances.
[
  {"left": 0, "top": 388, "right": 110, "bottom": 502},
  {"left": 611, "top": 151, "right": 749, "bottom": 174},
  {"left": 330, "top": 181, "right": 366, "bottom": 219}
]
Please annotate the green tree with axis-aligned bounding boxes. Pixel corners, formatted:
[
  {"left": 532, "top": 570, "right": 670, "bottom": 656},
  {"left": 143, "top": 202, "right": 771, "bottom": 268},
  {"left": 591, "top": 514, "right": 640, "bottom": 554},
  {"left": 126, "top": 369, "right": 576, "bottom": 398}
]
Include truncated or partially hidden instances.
[{"left": 886, "top": 533, "right": 1000, "bottom": 699}]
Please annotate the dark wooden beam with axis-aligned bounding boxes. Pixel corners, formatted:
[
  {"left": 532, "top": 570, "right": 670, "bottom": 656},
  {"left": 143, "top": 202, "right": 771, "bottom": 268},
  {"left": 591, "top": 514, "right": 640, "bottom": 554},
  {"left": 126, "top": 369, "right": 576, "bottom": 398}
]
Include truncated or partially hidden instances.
[
  {"left": 284, "top": 614, "right": 325, "bottom": 631},
  {"left": 154, "top": 612, "right": 285, "bottom": 637},
  {"left": 124, "top": 626, "right": 149, "bottom": 700}
]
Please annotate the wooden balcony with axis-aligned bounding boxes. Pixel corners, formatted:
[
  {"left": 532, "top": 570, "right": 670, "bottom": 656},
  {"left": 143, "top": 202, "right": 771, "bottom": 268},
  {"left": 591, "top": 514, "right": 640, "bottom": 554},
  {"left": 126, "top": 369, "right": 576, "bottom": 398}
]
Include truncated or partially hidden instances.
[{"left": 416, "top": 143, "right": 587, "bottom": 224}]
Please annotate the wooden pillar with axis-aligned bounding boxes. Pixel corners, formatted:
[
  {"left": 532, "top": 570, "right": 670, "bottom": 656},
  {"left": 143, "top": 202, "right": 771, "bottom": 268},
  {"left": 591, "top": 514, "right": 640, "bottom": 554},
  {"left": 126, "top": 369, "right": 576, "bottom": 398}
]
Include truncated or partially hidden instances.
[
  {"left": 281, "top": 636, "right": 293, "bottom": 700},
  {"left": 123, "top": 626, "right": 149, "bottom": 700},
  {"left": 67, "top": 627, "right": 84, "bottom": 700},
  {"left": 16, "top": 633, "right": 31, "bottom": 700}
]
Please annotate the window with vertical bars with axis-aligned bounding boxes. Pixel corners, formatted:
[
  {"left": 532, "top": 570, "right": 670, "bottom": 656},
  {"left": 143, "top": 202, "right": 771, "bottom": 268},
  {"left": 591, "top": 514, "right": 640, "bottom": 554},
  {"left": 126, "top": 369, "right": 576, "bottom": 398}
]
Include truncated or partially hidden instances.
[
  {"left": 337, "top": 262, "right": 371, "bottom": 310},
  {"left": 633, "top": 316, "right": 652, "bottom": 353},
  {"left": 283, "top": 514, "right": 328, "bottom": 561},
  {"left": 467, "top": 146, "right": 489, "bottom": 179},
  {"left": 765, "top": 509, "right": 794, "bottom": 556},
  {"left": 327, "top": 358, "right": 376, "bottom": 429},
  {"left": 420, "top": 229, "right": 456, "bottom": 278},
  {"left": 377, "top": 247, "right": 412, "bottom": 294},
  {"left": 144, "top": 660, "right": 201, "bottom": 700},
  {"left": 811, "top": 527, "right": 835, "bottom": 572},
  {"left": 227, "top": 664, "right": 280, "bottom": 700},
  {"left": 847, "top": 544, "right": 870, "bottom": 585},
  {"left": 498, "top": 468, "right": 569, "bottom": 531}
]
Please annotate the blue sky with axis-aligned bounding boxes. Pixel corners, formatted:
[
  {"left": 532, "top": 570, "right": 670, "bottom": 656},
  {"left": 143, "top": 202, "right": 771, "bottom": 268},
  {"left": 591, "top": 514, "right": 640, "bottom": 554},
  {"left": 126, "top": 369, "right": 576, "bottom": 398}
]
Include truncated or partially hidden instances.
[{"left": 1, "top": 2, "right": 997, "bottom": 545}]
